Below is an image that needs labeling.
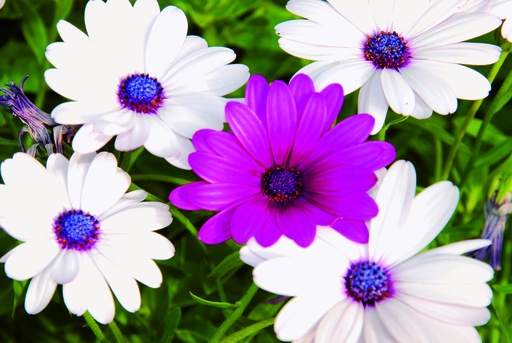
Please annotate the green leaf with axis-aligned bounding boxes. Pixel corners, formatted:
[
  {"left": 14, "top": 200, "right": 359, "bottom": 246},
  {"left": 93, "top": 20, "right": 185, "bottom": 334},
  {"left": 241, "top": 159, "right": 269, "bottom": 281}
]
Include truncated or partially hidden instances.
[
  {"left": 156, "top": 307, "right": 181, "bottom": 343},
  {"left": 493, "top": 284, "right": 512, "bottom": 294},
  {"left": 208, "top": 251, "right": 245, "bottom": 280},
  {"left": 189, "top": 292, "right": 238, "bottom": 309},
  {"left": 14, "top": 1, "right": 48, "bottom": 64},
  {"left": 474, "top": 139, "right": 512, "bottom": 168}
]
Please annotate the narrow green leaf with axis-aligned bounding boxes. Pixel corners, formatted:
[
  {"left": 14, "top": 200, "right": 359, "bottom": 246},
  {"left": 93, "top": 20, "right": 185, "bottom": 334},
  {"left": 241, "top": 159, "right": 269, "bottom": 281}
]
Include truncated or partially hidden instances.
[
  {"left": 493, "top": 284, "right": 512, "bottom": 294},
  {"left": 189, "top": 292, "right": 238, "bottom": 309},
  {"left": 474, "top": 139, "right": 512, "bottom": 168},
  {"left": 157, "top": 307, "right": 181, "bottom": 343},
  {"left": 209, "top": 251, "right": 245, "bottom": 280},
  {"left": 14, "top": 1, "right": 48, "bottom": 64}
]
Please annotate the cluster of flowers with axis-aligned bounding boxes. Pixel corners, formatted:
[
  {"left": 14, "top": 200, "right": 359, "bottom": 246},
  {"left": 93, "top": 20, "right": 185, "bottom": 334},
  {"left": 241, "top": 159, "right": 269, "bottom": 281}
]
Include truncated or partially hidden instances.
[{"left": 0, "top": 0, "right": 511, "bottom": 341}]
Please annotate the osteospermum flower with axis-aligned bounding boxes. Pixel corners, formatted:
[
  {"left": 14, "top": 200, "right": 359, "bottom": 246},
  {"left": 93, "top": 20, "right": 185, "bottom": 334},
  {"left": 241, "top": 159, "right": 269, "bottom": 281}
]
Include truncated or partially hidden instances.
[
  {"left": 45, "top": 0, "right": 249, "bottom": 169},
  {"left": 276, "top": 0, "right": 502, "bottom": 133},
  {"left": 170, "top": 74, "right": 395, "bottom": 248},
  {"left": 0, "top": 152, "right": 174, "bottom": 324},
  {"left": 243, "top": 160, "right": 494, "bottom": 342}
]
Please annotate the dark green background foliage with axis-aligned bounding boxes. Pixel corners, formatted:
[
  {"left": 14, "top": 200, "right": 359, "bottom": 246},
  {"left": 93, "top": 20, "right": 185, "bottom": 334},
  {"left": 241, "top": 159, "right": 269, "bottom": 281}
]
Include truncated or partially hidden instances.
[{"left": 0, "top": 0, "right": 511, "bottom": 342}]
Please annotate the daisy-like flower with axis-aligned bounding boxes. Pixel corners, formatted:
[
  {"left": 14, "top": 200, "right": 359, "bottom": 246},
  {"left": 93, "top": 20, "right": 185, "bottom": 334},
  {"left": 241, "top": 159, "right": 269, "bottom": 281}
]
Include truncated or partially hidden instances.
[
  {"left": 45, "top": 0, "right": 249, "bottom": 169},
  {"left": 276, "top": 0, "right": 502, "bottom": 133},
  {"left": 243, "top": 160, "right": 494, "bottom": 342},
  {"left": 170, "top": 74, "right": 395, "bottom": 248},
  {"left": 0, "top": 152, "right": 174, "bottom": 324}
]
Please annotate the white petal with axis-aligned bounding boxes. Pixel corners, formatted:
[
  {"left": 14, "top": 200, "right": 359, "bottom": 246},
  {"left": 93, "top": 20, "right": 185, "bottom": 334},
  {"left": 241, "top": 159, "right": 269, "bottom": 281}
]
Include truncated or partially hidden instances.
[
  {"left": 376, "top": 299, "right": 435, "bottom": 342},
  {"left": 411, "top": 13, "right": 501, "bottom": 48},
  {"left": 143, "top": 117, "right": 180, "bottom": 158},
  {"left": 420, "top": 239, "right": 491, "bottom": 256},
  {"left": 95, "top": 242, "right": 163, "bottom": 288},
  {"left": 158, "top": 104, "right": 223, "bottom": 139},
  {"left": 395, "top": 282, "right": 493, "bottom": 307},
  {"left": 396, "top": 293, "right": 491, "bottom": 326},
  {"left": 410, "top": 94, "right": 433, "bottom": 119},
  {"left": 24, "top": 269, "right": 57, "bottom": 314},
  {"left": 114, "top": 116, "right": 150, "bottom": 151},
  {"left": 369, "top": 0, "right": 395, "bottom": 31},
  {"left": 361, "top": 307, "right": 396, "bottom": 343},
  {"left": 391, "top": 0, "right": 429, "bottom": 35},
  {"left": 312, "top": 60, "right": 375, "bottom": 94},
  {"left": 72, "top": 124, "right": 114, "bottom": 154},
  {"left": 100, "top": 190, "right": 148, "bottom": 219},
  {"left": 399, "top": 63, "right": 457, "bottom": 114},
  {"left": 46, "top": 153, "right": 71, "bottom": 209},
  {"left": 421, "top": 315, "right": 483, "bottom": 343},
  {"left": 100, "top": 202, "right": 172, "bottom": 232},
  {"left": 80, "top": 152, "right": 130, "bottom": 215},
  {"left": 358, "top": 71, "right": 389, "bottom": 135},
  {"left": 51, "top": 250, "right": 80, "bottom": 284},
  {"left": 50, "top": 101, "right": 112, "bottom": 125},
  {"left": 240, "top": 236, "right": 310, "bottom": 268},
  {"left": 67, "top": 152, "right": 96, "bottom": 209},
  {"left": 392, "top": 181, "right": 459, "bottom": 265},
  {"left": 197, "top": 64, "right": 249, "bottom": 96},
  {"left": 381, "top": 69, "right": 415, "bottom": 115},
  {"left": 4, "top": 240, "right": 60, "bottom": 280},
  {"left": 275, "top": 295, "right": 340, "bottom": 341},
  {"left": 414, "top": 42, "right": 501, "bottom": 65},
  {"left": 81, "top": 254, "right": 115, "bottom": 324},
  {"left": 413, "top": 61, "right": 492, "bottom": 100},
  {"left": 145, "top": 6, "right": 187, "bottom": 77},
  {"left": 315, "top": 300, "right": 364, "bottom": 343},
  {"left": 394, "top": 254, "right": 494, "bottom": 284},
  {"left": 369, "top": 160, "right": 416, "bottom": 262},
  {"left": 328, "top": 0, "right": 376, "bottom": 35},
  {"left": 278, "top": 39, "right": 361, "bottom": 61},
  {"left": 91, "top": 250, "right": 141, "bottom": 313},
  {"left": 102, "top": 232, "right": 174, "bottom": 260},
  {"left": 164, "top": 136, "right": 195, "bottom": 169}
]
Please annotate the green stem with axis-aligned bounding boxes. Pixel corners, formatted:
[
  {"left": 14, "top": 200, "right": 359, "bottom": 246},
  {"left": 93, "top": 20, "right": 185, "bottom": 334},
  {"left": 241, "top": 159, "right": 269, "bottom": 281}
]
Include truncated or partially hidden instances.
[
  {"left": 219, "top": 317, "right": 276, "bottom": 343},
  {"left": 442, "top": 52, "right": 508, "bottom": 180},
  {"left": 84, "top": 312, "right": 109, "bottom": 342},
  {"left": 208, "top": 283, "right": 259, "bottom": 343},
  {"left": 434, "top": 136, "right": 443, "bottom": 182},
  {"left": 109, "top": 320, "right": 125, "bottom": 343}
]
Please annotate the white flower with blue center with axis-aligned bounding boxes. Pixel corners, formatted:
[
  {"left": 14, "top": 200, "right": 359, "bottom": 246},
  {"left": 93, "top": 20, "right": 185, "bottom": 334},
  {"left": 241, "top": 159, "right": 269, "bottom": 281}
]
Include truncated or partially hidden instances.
[
  {"left": 241, "top": 160, "right": 494, "bottom": 342},
  {"left": 45, "top": 0, "right": 249, "bottom": 169},
  {"left": 275, "top": 0, "right": 502, "bottom": 134},
  {"left": 0, "top": 152, "right": 174, "bottom": 324}
]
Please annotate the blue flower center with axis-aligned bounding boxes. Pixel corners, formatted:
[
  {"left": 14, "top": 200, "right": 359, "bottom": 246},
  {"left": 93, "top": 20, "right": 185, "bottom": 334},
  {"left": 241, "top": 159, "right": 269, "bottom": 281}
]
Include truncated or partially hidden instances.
[
  {"left": 53, "top": 209, "right": 100, "bottom": 251},
  {"left": 363, "top": 31, "right": 411, "bottom": 69},
  {"left": 117, "top": 73, "right": 165, "bottom": 114},
  {"left": 344, "top": 261, "right": 393, "bottom": 306},
  {"left": 261, "top": 165, "right": 303, "bottom": 203}
]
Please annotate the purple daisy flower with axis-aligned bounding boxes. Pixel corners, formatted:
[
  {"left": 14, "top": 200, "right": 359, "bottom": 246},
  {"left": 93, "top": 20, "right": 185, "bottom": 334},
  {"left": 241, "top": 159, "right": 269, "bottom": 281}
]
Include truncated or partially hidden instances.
[{"left": 170, "top": 74, "right": 395, "bottom": 247}]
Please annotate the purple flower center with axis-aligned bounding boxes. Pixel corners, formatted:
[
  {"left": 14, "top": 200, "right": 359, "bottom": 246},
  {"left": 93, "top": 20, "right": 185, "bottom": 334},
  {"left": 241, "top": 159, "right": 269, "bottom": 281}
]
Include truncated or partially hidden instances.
[
  {"left": 344, "top": 261, "right": 393, "bottom": 306},
  {"left": 261, "top": 165, "right": 303, "bottom": 203},
  {"left": 117, "top": 73, "right": 165, "bottom": 114},
  {"left": 363, "top": 31, "right": 411, "bottom": 69},
  {"left": 53, "top": 209, "right": 100, "bottom": 251}
]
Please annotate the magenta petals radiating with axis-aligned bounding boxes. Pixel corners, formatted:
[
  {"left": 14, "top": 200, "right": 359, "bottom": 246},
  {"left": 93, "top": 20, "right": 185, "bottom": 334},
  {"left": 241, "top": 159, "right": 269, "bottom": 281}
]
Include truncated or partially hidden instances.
[{"left": 170, "top": 74, "right": 395, "bottom": 247}]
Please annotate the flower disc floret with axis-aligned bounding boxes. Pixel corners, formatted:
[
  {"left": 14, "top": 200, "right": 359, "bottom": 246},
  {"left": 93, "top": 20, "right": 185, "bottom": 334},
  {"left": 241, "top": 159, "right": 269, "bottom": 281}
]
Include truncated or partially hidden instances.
[
  {"left": 344, "top": 260, "right": 392, "bottom": 306},
  {"left": 363, "top": 31, "right": 411, "bottom": 69},
  {"left": 117, "top": 73, "right": 165, "bottom": 114},
  {"left": 53, "top": 209, "right": 100, "bottom": 251},
  {"left": 261, "top": 164, "right": 303, "bottom": 203}
]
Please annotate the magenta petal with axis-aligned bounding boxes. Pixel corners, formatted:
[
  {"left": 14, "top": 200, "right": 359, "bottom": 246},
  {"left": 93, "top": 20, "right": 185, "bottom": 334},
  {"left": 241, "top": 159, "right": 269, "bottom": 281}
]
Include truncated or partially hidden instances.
[
  {"left": 169, "top": 182, "right": 207, "bottom": 211},
  {"left": 289, "top": 74, "right": 315, "bottom": 116},
  {"left": 226, "top": 101, "right": 273, "bottom": 166},
  {"left": 267, "top": 80, "right": 298, "bottom": 165},
  {"left": 314, "top": 141, "right": 396, "bottom": 172},
  {"left": 320, "top": 83, "right": 344, "bottom": 133},
  {"left": 230, "top": 198, "right": 269, "bottom": 244},
  {"left": 245, "top": 74, "right": 270, "bottom": 125},
  {"left": 192, "top": 129, "right": 217, "bottom": 154},
  {"left": 289, "top": 93, "right": 326, "bottom": 166},
  {"left": 199, "top": 130, "right": 264, "bottom": 173},
  {"left": 198, "top": 208, "right": 236, "bottom": 245},
  {"left": 331, "top": 219, "right": 369, "bottom": 244},
  {"left": 307, "top": 193, "right": 378, "bottom": 221},
  {"left": 187, "top": 183, "right": 260, "bottom": 211},
  {"left": 254, "top": 212, "right": 282, "bottom": 247},
  {"left": 305, "top": 167, "right": 377, "bottom": 196},
  {"left": 189, "top": 152, "right": 260, "bottom": 185},
  {"left": 276, "top": 202, "right": 317, "bottom": 247}
]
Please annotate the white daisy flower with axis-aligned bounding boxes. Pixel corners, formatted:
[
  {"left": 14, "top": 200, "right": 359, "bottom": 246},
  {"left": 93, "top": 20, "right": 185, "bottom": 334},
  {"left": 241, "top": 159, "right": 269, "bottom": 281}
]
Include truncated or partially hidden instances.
[
  {"left": 45, "top": 0, "right": 249, "bottom": 169},
  {"left": 275, "top": 0, "right": 502, "bottom": 134},
  {"left": 243, "top": 160, "right": 494, "bottom": 342},
  {"left": 0, "top": 152, "right": 174, "bottom": 324}
]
